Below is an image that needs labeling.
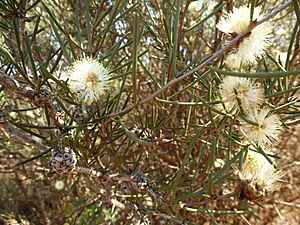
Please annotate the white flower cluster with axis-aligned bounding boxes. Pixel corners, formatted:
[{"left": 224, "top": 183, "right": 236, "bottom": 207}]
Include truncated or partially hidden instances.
[
  {"left": 217, "top": 6, "right": 272, "bottom": 68},
  {"left": 219, "top": 76, "right": 282, "bottom": 148},
  {"left": 239, "top": 150, "right": 282, "bottom": 201},
  {"left": 217, "top": 6, "right": 284, "bottom": 201},
  {"left": 219, "top": 76, "right": 263, "bottom": 114},
  {"left": 219, "top": 76, "right": 283, "bottom": 201}
]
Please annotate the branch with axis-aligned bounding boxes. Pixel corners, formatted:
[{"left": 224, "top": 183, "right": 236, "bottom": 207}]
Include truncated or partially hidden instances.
[
  {"left": 0, "top": 70, "right": 64, "bottom": 134},
  {"left": 107, "top": 0, "right": 293, "bottom": 118},
  {"left": 0, "top": 121, "right": 48, "bottom": 151},
  {"left": 0, "top": 70, "right": 52, "bottom": 107},
  {"left": 0, "top": 71, "right": 35, "bottom": 99},
  {"left": 0, "top": 108, "right": 49, "bottom": 155},
  {"left": 74, "top": 167, "right": 167, "bottom": 205}
]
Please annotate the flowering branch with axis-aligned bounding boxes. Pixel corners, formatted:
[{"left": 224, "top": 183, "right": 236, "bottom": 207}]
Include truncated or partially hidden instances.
[{"left": 108, "top": 0, "right": 293, "bottom": 118}]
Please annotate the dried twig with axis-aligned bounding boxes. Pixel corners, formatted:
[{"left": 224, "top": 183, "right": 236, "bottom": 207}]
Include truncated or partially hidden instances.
[
  {"left": 1, "top": 70, "right": 64, "bottom": 143},
  {"left": 74, "top": 167, "right": 168, "bottom": 205},
  {"left": 0, "top": 71, "right": 36, "bottom": 99},
  {"left": 270, "top": 199, "right": 300, "bottom": 208},
  {"left": 0, "top": 108, "right": 49, "bottom": 152},
  {"left": 0, "top": 121, "right": 48, "bottom": 151}
]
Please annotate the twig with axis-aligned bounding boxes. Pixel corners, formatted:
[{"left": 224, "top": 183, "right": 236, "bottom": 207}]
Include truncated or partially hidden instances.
[
  {"left": 74, "top": 167, "right": 168, "bottom": 205},
  {"left": 135, "top": 204, "right": 189, "bottom": 225},
  {"left": 0, "top": 70, "right": 35, "bottom": 99},
  {"left": 271, "top": 199, "right": 300, "bottom": 208},
  {"left": 178, "top": 0, "right": 191, "bottom": 43},
  {"left": 184, "top": 190, "right": 239, "bottom": 207},
  {"left": 107, "top": 0, "right": 293, "bottom": 118},
  {"left": 69, "top": 196, "right": 101, "bottom": 216},
  {"left": 1, "top": 70, "right": 64, "bottom": 143},
  {"left": 0, "top": 108, "right": 49, "bottom": 152},
  {"left": 213, "top": 1, "right": 223, "bottom": 52},
  {"left": 0, "top": 121, "right": 48, "bottom": 151},
  {"left": 74, "top": 166, "right": 131, "bottom": 182}
]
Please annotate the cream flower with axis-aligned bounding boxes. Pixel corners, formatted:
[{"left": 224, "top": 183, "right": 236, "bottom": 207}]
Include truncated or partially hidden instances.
[
  {"left": 219, "top": 76, "right": 263, "bottom": 113},
  {"left": 54, "top": 180, "right": 65, "bottom": 190},
  {"left": 188, "top": 1, "right": 202, "bottom": 12},
  {"left": 240, "top": 108, "right": 282, "bottom": 147},
  {"left": 67, "top": 58, "right": 110, "bottom": 104},
  {"left": 239, "top": 150, "right": 282, "bottom": 201},
  {"left": 217, "top": 6, "right": 272, "bottom": 67}
]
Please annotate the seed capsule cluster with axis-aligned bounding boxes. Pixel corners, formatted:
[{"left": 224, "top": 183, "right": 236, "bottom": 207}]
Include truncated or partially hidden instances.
[
  {"left": 240, "top": 179, "right": 269, "bottom": 202},
  {"left": 50, "top": 148, "right": 77, "bottom": 173},
  {"left": 33, "top": 87, "right": 51, "bottom": 107},
  {"left": 130, "top": 127, "right": 151, "bottom": 142},
  {"left": 131, "top": 172, "right": 150, "bottom": 191}
]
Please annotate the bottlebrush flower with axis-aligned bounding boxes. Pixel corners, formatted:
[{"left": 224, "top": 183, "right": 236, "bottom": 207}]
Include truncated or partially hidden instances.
[
  {"left": 66, "top": 58, "right": 110, "bottom": 104},
  {"left": 217, "top": 6, "right": 272, "bottom": 67},
  {"left": 240, "top": 108, "right": 282, "bottom": 147},
  {"left": 219, "top": 76, "right": 263, "bottom": 113},
  {"left": 239, "top": 150, "right": 282, "bottom": 201}
]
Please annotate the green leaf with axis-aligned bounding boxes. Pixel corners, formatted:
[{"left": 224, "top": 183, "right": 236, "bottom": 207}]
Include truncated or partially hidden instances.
[
  {"left": 48, "top": 17, "right": 71, "bottom": 63},
  {"left": 0, "top": 46, "right": 30, "bottom": 84},
  {"left": 24, "top": 32, "right": 38, "bottom": 82},
  {"left": 209, "top": 212, "right": 218, "bottom": 225},
  {"left": 118, "top": 117, "right": 153, "bottom": 146},
  {"left": 42, "top": 1, "right": 78, "bottom": 62},
  {"left": 75, "top": 0, "right": 82, "bottom": 47},
  {"left": 187, "top": 2, "right": 225, "bottom": 32},
  {"left": 94, "top": 0, "right": 123, "bottom": 54},
  {"left": 209, "top": 66, "right": 300, "bottom": 78},
  {"left": 40, "top": 65, "right": 70, "bottom": 91},
  {"left": 84, "top": 0, "right": 93, "bottom": 53},
  {"left": 285, "top": 21, "right": 298, "bottom": 70},
  {"left": 175, "top": 149, "right": 245, "bottom": 202},
  {"left": 156, "top": 98, "right": 222, "bottom": 106},
  {"left": 170, "top": 0, "right": 182, "bottom": 78},
  {"left": 15, "top": 148, "right": 52, "bottom": 167},
  {"left": 265, "top": 85, "right": 300, "bottom": 98},
  {"left": 185, "top": 207, "right": 254, "bottom": 215},
  {"left": 292, "top": 0, "right": 300, "bottom": 27},
  {"left": 170, "top": 131, "right": 202, "bottom": 198},
  {"left": 132, "top": 12, "right": 139, "bottom": 103}
]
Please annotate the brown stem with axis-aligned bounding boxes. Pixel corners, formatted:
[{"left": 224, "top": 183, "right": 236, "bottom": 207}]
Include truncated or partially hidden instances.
[
  {"left": 178, "top": 0, "right": 191, "bottom": 43},
  {"left": 0, "top": 71, "right": 35, "bottom": 99},
  {"left": 213, "top": 0, "right": 223, "bottom": 52},
  {"left": 0, "top": 121, "right": 48, "bottom": 151},
  {"left": 74, "top": 167, "right": 168, "bottom": 205},
  {"left": 1, "top": 70, "right": 64, "bottom": 145}
]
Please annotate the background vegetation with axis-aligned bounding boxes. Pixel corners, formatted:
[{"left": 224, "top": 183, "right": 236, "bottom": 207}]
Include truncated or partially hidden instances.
[{"left": 0, "top": 0, "right": 300, "bottom": 224}]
